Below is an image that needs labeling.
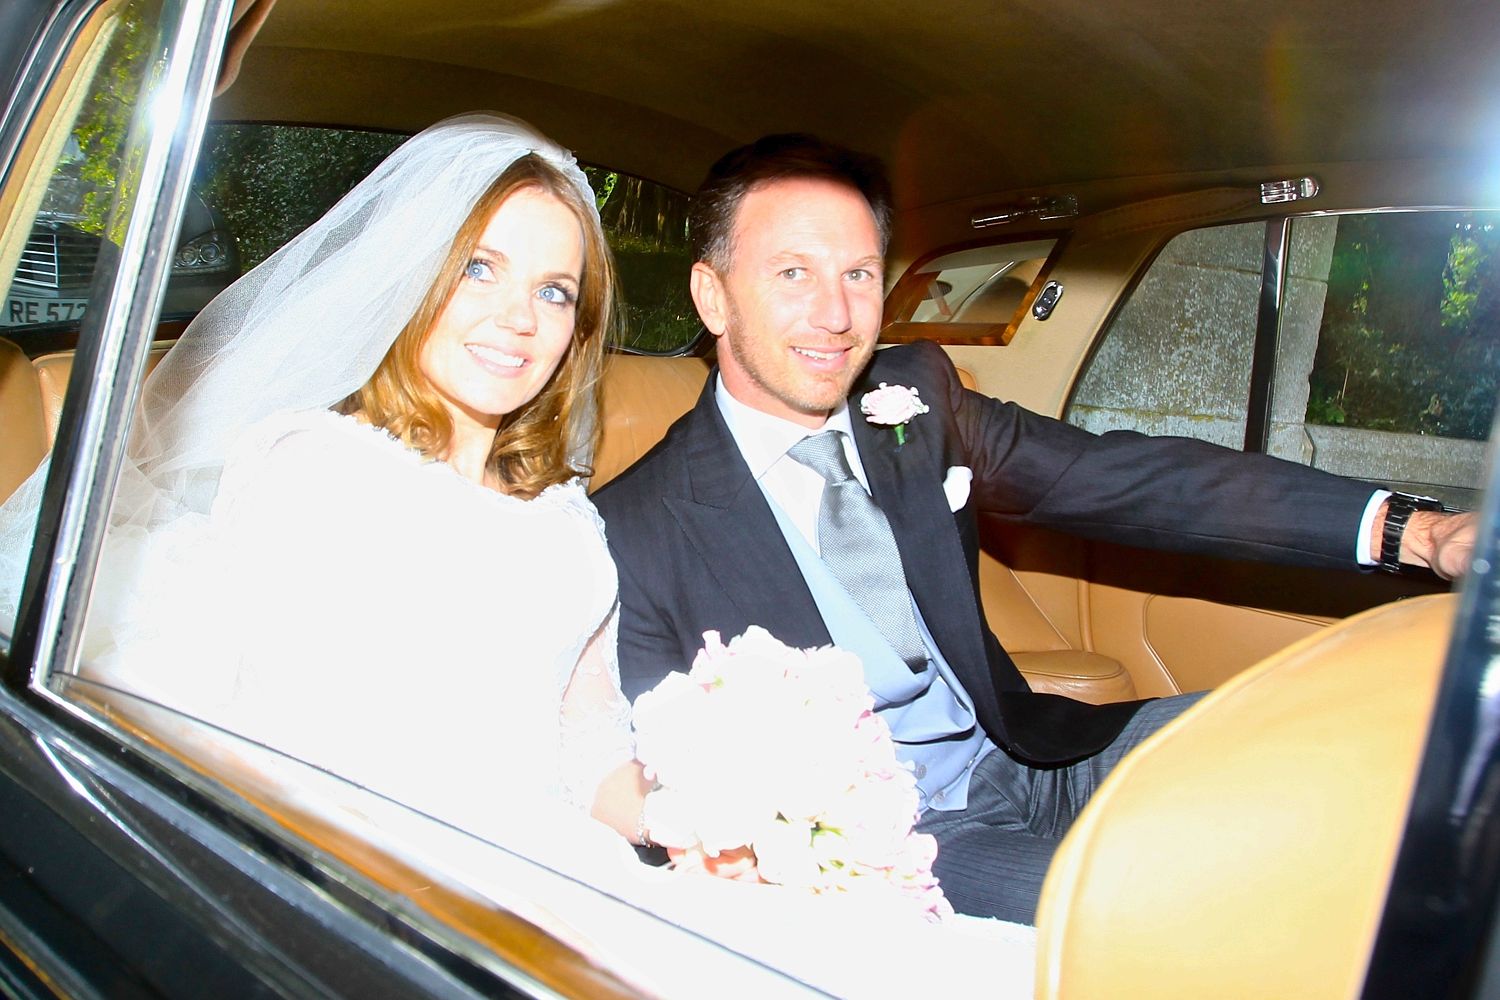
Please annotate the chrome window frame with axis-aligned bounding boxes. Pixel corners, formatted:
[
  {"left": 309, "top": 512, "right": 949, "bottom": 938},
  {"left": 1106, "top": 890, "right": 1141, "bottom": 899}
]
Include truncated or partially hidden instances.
[{"left": 1, "top": 0, "right": 234, "bottom": 681}]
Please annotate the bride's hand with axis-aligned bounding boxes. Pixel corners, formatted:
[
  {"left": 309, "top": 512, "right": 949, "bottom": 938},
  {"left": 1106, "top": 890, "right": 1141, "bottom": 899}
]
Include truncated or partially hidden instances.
[{"left": 667, "top": 844, "right": 764, "bottom": 883}]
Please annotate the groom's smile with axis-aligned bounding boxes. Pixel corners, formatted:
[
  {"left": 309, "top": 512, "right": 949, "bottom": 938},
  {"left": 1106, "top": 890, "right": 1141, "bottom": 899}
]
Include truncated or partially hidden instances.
[{"left": 692, "top": 176, "right": 884, "bottom": 429}]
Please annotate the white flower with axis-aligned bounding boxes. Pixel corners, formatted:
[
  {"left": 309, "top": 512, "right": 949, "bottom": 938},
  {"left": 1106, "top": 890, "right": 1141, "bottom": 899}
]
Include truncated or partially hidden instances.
[
  {"left": 631, "top": 626, "right": 954, "bottom": 921},
  {"left": 861, "top": 382, "right": 930, "bottom": 427}
]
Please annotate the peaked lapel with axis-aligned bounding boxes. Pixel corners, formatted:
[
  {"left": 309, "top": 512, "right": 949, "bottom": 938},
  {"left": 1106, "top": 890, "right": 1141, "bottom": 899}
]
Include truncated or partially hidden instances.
[{"left": 662, "top": 380, "right": 834, "bottom": 651}]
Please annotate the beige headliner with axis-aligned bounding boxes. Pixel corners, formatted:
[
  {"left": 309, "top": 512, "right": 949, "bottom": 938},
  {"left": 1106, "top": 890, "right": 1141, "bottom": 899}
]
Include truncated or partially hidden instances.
[{"left": 216, "top": 0, "right": 1500, "bottom": 205}]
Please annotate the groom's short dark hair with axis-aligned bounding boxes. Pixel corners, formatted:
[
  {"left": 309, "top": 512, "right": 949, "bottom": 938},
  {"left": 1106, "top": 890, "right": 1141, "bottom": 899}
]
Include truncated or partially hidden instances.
[{"left": 690, "top": 133, "right": 893, "bottom": 271}]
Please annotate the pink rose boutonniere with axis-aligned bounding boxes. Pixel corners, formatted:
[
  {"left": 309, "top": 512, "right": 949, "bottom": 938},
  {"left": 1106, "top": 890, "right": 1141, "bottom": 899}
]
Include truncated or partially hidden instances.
[{"left": 861, "top": 382, "right": 930, "bottom": 446}]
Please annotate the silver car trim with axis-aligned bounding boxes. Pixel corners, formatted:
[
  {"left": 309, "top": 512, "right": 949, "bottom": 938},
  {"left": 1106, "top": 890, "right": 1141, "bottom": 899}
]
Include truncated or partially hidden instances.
[{"left": 14, "top": 0, "right": 235, "bottom": 683}]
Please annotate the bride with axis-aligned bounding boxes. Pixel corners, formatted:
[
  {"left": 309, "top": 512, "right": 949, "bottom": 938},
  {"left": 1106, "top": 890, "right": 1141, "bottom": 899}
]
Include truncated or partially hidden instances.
[
  {"left": 68, "top": 112, "right": 650, "bottom": 842},
  {"left": 0, "top": 113, "right": 1036, "bottom": 995}
]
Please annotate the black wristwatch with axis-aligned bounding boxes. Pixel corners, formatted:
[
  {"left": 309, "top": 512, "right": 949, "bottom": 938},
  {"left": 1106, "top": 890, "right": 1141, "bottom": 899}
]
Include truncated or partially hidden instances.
[{"left": 1378, "top": 492, "right": 1450, "bottom": 574}]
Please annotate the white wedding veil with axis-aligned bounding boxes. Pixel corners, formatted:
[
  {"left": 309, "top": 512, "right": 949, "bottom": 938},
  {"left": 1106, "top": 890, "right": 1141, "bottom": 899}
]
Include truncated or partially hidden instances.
[{"left": 0, "top": 112, "right": 601, "bottom": 635}]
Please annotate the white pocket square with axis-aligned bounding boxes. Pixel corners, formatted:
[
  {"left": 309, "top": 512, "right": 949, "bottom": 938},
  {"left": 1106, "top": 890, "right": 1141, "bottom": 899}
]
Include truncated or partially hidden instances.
[{"left": 942, "top": 466, "right": 973, "bottom": 511}]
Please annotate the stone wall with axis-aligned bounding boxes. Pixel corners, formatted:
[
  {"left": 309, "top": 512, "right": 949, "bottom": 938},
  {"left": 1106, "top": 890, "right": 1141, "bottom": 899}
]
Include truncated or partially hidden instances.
[{"left": 1068, "top": 216, "right": 1485, "bottom": 506}]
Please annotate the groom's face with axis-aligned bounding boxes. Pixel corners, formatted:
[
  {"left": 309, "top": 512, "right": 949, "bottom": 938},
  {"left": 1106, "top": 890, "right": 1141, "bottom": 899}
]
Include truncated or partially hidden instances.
[{"left": 691, "top": 177, "right": 884, "bottom": 428}]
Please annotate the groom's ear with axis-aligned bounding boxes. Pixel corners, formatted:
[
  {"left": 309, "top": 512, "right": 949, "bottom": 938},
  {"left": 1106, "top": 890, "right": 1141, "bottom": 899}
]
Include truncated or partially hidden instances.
[{"left": 690, "top": 262, "right": 729, "bottom": 339}]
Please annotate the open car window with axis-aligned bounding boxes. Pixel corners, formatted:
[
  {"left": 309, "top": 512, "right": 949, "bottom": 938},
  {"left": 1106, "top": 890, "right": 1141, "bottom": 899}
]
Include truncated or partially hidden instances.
[{"left": 1064, "top": 212, "right": 1499, "bottom": 507}]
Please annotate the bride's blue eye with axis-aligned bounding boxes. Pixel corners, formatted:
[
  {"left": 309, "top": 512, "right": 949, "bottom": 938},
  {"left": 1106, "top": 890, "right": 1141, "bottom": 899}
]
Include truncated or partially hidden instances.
[
  {"left": 464, "top": 259, "right": 493, "bottom": 281},
  {"left": 538, "top": 284, "right": 575, "bottom": 306}
]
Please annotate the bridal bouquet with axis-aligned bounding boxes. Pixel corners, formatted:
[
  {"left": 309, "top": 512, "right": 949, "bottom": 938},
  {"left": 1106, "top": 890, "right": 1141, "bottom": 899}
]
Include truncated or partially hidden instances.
[{"left": 632, "top": 627, "right": 953, "bottom": 922}]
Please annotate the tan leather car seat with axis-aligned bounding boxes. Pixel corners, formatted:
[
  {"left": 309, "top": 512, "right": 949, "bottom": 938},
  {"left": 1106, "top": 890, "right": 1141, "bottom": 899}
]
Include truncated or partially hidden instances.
[
  {"left": 1034, "top": 593, "right": 1455, "bottom": 999},
  {"left": 0, "top": 337, "right": 48, "bottom": 505},
  {"left": 29, "top": 345, "right": 171, "bottom": 443},
  {"left": 592, "top": 354, "right": 710, "bottom": 488},
  {"left": 31, "top": 350, "right": 76, "bottom": 444}
]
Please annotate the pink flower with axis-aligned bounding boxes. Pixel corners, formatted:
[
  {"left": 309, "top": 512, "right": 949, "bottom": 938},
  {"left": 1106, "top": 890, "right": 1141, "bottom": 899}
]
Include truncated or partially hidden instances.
[
  {"left": 861, "top": 383, "right": 929, "bottom": 445},
  {"left": 862, "top": 382, "right": 929, "bottom": 425}
]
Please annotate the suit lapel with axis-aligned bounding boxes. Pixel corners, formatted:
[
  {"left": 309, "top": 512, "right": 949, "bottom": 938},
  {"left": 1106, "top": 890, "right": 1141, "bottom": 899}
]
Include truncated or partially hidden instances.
[
  {"left": 850, "top": 381, "right": 994, "bottom": 690},
  {"left": 665, "top": 367, "right": 994, "bottom": 678},
  {"left": 664, "top": 381, "right": 834, "bottom": 650}
]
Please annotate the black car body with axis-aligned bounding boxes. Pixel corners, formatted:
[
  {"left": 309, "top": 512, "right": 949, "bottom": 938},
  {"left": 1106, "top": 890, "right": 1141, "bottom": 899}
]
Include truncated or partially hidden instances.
[{"left": 1, "top": 0, "right": 1498, "bottom": 996}]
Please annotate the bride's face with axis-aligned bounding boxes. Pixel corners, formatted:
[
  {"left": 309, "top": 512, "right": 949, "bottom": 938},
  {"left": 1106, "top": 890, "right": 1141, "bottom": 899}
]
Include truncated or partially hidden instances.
[{"left": 419, "top": 186, "right": 585, "bottom": 432}]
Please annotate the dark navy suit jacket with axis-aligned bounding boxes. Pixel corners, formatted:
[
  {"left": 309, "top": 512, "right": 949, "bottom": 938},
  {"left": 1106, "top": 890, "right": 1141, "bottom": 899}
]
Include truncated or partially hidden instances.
[{"left": 593, "top": 341, "right": 1374, "bottom": 765}]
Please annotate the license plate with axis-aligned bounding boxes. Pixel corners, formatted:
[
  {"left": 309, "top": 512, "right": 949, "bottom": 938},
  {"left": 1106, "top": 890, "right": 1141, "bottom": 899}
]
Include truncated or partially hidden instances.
[{"left": 1, "top": 295, "right": 89, "bottom": 327}]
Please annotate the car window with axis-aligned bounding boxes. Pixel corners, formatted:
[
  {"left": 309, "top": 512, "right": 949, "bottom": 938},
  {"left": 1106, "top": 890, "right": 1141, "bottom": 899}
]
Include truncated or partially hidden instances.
[
  {"left": 0, "top": 13, "right": 241, "bottom": 354},
  {"left": 1064, "top": 212, "right": 1499, "bottom": 506},
  {"left": 1289, "top": 212, "right": 1496, "bottom": 506},
  {"left": 582, "top": 166, "right": 698, "bottom": 354},
  {"left": 884, "top": 239, "right": 1059, "bottom": 343},
  {"left": 2, "top": 0, "right": 174, "bottom": 618},
  {"left": 0, "top": 6, "right": 797, "bottom": 994},
  {"left": 4, "top": 118, "right": 700, "bottom": 356},
  {"left": 191, "top": 126, "right": 699, "bottom": 354}
]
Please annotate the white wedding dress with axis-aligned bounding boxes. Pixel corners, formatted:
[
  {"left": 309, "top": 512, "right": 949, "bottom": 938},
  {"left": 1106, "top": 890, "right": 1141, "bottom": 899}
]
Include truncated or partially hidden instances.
[
  {"left": 78, "top": 409, "right": 1037, "bottom": 998},
  {"left": 82, "top": 409, "right": 633, "bottom": 824}
]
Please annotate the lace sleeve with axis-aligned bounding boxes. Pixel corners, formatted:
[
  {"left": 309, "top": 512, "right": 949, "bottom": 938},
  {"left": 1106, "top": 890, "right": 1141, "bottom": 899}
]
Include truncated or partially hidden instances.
[{"left": 557, "top": 601, "right": 634, "bottom": 811}]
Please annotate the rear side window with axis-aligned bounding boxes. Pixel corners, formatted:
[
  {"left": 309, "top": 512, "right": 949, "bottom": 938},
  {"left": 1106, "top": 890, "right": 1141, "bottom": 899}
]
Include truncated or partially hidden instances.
[
  {"left": 4, "top": 123, "right": 700, "bottom": 355},
  {"left": 1065, "top": 211, "right": 1499, "bottom": 506},
  {"left": 584, "top": 167, "right": 697, "bottom": 354},
  {"left": 883, "top": 239, "right": 1059, "bottom": 344},
  {"left": 193, "top": 127, "right": 698, "bottom": 354},
  {"left": 1, "top": 1, "right": 235, "bottom": 355},
  {"left": 195, "top": 124, "right": 405, "bottom": 273}
]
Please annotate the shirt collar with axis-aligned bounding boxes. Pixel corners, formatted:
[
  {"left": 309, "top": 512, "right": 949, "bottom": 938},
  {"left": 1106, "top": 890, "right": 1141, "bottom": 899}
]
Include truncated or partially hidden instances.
[{"left": 715, "top": 374, "right": 857, "bottom": 481}]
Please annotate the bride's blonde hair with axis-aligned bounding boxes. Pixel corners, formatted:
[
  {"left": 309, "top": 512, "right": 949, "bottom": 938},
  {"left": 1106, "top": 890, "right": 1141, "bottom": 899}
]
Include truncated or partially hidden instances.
[{"left": 342, "top": 154, "right": 616, "bottom": 498}]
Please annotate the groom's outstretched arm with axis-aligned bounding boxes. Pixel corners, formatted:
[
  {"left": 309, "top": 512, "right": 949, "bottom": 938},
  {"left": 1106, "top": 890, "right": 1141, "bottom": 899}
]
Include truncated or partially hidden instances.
[{"left": 887, "top": 341, "right": 1377, "bottom": 569}]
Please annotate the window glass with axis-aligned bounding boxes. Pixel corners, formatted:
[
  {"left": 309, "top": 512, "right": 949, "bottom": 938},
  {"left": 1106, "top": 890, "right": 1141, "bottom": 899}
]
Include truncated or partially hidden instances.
[
  {"left": 584, "top": 167, "right": 698, "bottom": 354},
  {"left": 4, "top": 122, "right": 700, "bottom": 355},
  {"left": 1280, "top": 212, "right": 1498, "bottom": 505},
  {"left": 0, "top": 5, "right": 238, "bottom": 353},
  {"left": 194, "top": 124, "right": 405, "bottom": 273},
  {"left": 1064, "top": 212, "right": 1497, "bottom": 506},
  {"left": 196, "top": 131, "right": 697, "bottom": 353},
  {"left": 1066, "top": 222, "right": 1265, "bottom": 448},
  {"left": 885, "top": 239, "right": 1057, "bottom": 343},
  {"left": 1, "top": 0, "right": 170, "bottom": 637}
]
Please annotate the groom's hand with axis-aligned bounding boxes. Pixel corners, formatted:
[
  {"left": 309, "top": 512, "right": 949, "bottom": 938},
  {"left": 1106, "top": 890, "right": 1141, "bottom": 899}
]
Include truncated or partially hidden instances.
[{"left": 667, "top": 844, "right": 763, "bottom": 882}]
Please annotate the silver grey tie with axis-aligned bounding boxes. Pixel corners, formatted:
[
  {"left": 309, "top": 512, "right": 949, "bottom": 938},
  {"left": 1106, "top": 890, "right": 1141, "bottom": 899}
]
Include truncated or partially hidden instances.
[{"left": 789, "top": 430, "right": 929, "bottom": 670}]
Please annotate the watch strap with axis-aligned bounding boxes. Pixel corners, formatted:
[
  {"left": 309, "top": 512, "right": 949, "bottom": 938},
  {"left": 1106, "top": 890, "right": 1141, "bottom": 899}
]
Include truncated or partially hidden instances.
[{"left": 1379, "top": 492, "right": 1447, "bottom": 574}]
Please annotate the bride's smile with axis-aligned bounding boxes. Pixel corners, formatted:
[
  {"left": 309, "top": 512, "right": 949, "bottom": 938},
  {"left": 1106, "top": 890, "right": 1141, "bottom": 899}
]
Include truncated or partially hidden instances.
[{"left": 464, "top": 343, "right": 528, "bottom": 370}]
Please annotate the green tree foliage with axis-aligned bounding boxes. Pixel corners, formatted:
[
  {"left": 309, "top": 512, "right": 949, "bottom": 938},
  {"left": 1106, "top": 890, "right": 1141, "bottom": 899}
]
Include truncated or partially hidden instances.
[
  {"left": 582, "top": 167, "right": 697, "bottom": 353},
  {"left": 190, "top": 132, "right": 700, "bottom": 354},
  {"left": 195, "top": 125, "right": 404, "bottom": 271},
  {"left": 40, "top": 0, "right": 155, "bottom": 242},
  {"left": 1307, "top": 212, "right": 1500, "bottom": 441}
]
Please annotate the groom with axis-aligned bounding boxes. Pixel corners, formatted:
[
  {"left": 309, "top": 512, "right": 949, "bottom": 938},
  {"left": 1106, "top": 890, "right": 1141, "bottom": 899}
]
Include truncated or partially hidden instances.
[{"left": 592, "top": 134, "right": 1476, "bottom": 922}]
